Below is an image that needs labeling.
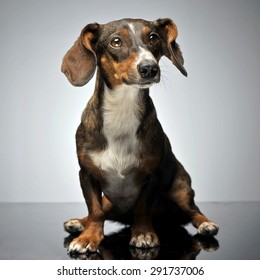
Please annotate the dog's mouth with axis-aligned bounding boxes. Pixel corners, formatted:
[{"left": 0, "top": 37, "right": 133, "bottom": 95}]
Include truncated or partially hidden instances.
[
  {"left": 134, "top": 81, "right": 157, "bottom": 89},
  {"left": 122, "top": 76, "right": 160, "bottom": 89}
]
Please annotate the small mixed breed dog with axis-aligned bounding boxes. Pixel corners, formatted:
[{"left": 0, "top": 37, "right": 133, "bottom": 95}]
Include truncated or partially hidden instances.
[{"left": 62, "top": 18, "right": 219, "bottom": 254}]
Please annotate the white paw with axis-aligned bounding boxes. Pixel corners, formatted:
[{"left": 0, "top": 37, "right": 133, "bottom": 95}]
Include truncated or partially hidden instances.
[
  {"left": 64, "top": 219, "right": 84, "bottom": 234},
  {"left": 198, "top": 222, "right": 219, "bottom": 236},
  {"left": 68, "top": 235, "right": 101, "bottom": 254},
  {"left": 68, "top": 239, "right": 87, "bottom": 254},
  {"left": 129, "top": 233, "right": 160, "bottom": 248}
]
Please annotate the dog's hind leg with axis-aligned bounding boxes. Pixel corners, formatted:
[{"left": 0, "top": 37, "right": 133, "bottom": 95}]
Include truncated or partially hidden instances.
[{"left": 169, "top": 161, "right": 219, "bottom": 236}]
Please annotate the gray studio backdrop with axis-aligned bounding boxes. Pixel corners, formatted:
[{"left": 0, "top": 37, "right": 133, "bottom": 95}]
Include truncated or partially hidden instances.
[{"left": 0, "top": 0, "right": 259, "bottom": 202}]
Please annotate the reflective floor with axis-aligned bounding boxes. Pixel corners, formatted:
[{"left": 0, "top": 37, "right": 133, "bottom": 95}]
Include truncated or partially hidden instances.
[{"left": 0, "top": 202, "right": 259, "bottom": 260}]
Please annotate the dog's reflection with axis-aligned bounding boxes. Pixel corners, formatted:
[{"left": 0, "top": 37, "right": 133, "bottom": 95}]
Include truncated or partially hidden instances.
[{"left": 64, "top": 224, "right": 219, "bottom": 260}]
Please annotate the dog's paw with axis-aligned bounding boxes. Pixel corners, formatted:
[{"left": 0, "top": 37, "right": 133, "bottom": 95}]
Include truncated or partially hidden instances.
[
  {"left": 68, "top": 238, "right": 88, "bottom": 254},
  {"left": 198, "top": 222, "right": 219, "bottom": 236},
  {"left": 64, "top": 219, "right": 84, "bottom": 234},
  {"left": 68, "top": 236, "right": 100, "bottom": 254},
  {"left": 129, "top": 232, "right": 160, "bottom": 248}
]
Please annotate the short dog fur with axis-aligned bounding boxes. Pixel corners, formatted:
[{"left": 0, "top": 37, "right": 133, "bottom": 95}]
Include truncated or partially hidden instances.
[{"left": 62, "top": 18, "right": 219, "bottom": 254}]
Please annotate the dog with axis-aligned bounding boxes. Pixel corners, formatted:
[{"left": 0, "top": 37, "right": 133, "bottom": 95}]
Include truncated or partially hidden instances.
[{"left": 61, "top": 18, "right": 219, "bottom": 254}]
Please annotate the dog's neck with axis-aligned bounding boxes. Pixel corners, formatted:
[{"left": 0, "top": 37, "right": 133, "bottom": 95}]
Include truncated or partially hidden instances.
[
  {"left": 92, "top": 68, "right": 149, "bottom": 112},
  {"left": 83, "top": 68, "right": 156, "bottom": 138},
  {"left": 102, "top": 81, "right": 145, "bottom": 139}
]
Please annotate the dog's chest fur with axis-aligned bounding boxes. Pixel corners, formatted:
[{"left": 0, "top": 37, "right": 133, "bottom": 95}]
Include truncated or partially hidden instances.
[{"left": 89, "top": 85, "right": 143, "bottom": 210}]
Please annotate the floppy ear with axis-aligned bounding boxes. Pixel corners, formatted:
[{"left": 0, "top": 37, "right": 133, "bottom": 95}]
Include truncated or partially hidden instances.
[
  {"left": 156, "top": 18, "right": 187, "bottom": 77},
  {"left": 61, "top": 23, "right": 100, "bottom": 86}
]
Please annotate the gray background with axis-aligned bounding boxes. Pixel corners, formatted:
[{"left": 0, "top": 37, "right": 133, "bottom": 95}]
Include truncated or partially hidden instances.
[{"left": 0, "top": 0, "right": 259, "bottom": 202}]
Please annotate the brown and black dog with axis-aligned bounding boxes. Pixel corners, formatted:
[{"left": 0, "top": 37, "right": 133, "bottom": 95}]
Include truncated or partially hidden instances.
[{"left": 61, "top": 18, "right": 219, "bottom": 254}]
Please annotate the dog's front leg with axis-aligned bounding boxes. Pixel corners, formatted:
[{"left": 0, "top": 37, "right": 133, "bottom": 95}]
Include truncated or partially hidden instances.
[
  {"left": 130, "top": 190, "right": 160, "bottom": 248},
  {"left": 68, "top": 170, "right": 105, "bottom": 254}
]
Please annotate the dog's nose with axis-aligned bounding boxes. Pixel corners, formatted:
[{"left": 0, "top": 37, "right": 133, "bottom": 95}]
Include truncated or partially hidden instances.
[{"left": 138, "top": 60, "right": 159, "bottom": 79}]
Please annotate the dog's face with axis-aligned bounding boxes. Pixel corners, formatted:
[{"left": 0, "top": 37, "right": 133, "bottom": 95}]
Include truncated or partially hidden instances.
[
  {"left": 96, "top": 19, "right": 163, "bottom": 89},
  {"left": 62, "top": 18, "right": 187, "bottom": 89}
]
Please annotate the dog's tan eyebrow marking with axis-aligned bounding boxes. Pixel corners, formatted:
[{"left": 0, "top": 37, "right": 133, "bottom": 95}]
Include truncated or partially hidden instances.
[
  {"left": 142, "top": 26, "right": 151, "bottom": 36},
  {"left": 120, "top": 27, "right": 129, "bottom": 36}
]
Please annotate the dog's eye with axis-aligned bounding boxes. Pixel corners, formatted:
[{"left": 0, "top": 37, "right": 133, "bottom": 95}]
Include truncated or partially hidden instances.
[
  {"left": 110, "top": 37, "right": 122, "bottom": 48},
  {"left": 149, "top": 33, "right": 159, "bottom": 45}
]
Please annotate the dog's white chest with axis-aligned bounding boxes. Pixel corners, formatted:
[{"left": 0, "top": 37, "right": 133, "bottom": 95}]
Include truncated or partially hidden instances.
[{"left": 89, "top": 85, "right": 143, "bottom": 209}]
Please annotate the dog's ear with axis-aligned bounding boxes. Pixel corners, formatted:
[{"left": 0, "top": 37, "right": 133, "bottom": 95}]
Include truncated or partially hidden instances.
[
  {"left": 61, "top": 23, "right": 100, "bottom": 86},
  {"left": 156, "top": 18, "right": 187, "bottom": 77}
]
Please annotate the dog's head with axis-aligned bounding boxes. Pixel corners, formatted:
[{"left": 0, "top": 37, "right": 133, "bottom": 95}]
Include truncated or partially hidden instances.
[{"left": 61, "top": 18, "right": 187, "bottom": 89}]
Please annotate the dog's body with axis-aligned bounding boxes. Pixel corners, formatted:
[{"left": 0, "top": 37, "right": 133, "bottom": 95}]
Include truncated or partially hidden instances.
[{"left": 62, "top": 18, "right": 219, "bottom": 254}]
